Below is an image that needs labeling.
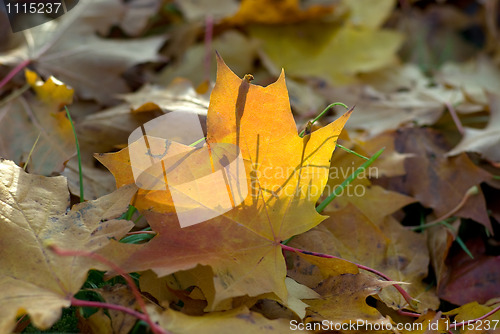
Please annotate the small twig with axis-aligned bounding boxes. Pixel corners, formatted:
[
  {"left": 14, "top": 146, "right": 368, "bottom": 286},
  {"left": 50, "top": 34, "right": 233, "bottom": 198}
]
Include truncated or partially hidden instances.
[
  {"left": 125, "top": 231, "right": 157, "bottom": 236},
  {"left": 397, "top": 309, "right": 421, "bottom": 317},
  {"left": 444, "top": 101, "right": 464, "bottom": 135},
  {"left": 413, "top": 185, "right": 478, "bottom": 229},
  {"left": 280, "top": 244, "right": 418, "bottom": 309},
  {"left": 450, "top": 303, "right": 500, "bottom": 329},
  {"left": 0, "top": 59, "right": 31, "bottom": 91},
  {"left": 71, "top": 297, "right": 150, "bottom": 325},
  {"left": 49, "top": 245, "right": 164, "bottom": 334}
]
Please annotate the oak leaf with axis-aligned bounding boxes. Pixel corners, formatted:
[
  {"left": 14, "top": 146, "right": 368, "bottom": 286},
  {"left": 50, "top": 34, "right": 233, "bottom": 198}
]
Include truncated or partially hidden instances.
[
  {"left": 0, "top": 159, "right": 136, "bottom": 332},
  {"left": 97, "top": 56, "right": 351, "bottom": 309}
]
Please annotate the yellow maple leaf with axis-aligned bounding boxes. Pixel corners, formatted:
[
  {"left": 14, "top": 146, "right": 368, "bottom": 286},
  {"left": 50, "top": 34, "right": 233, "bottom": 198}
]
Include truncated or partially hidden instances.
[{"left": 96, "top": 55, "right": 351, "bottom": 309}]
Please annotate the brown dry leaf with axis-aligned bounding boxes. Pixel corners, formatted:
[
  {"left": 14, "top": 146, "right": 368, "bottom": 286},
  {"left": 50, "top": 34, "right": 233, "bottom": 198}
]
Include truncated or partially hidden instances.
[
  {"left": 426, "top": 224, "right": 455, "bottom": 296},
  {"left": 324, "top": 133, "right": 415, "bottom": 223},
  {"left": 447, "top": 93, "right": 500, "bottom": 163},
  {"left": 88, "top": 284, "right": 140, "bottom": 334},
  {"left": 381, "top": 127, "right": 492, "bottom": 231},
  {"left": 139, "top": 266, "right": 217, "bottom": 314},
  {"left": 120, "top": 79, "right": 210, "bottom": 116},
  {"left": 148, "top": 305, "right": 306, "bottom": 334},
  {"left": 305, "top": 272, "right": 395, "bottom": 328},
  {"left": 290, "top": 204, "right": 439, "bottom": 312},
  {"left": 437, "top": 57, "right": 500, "bottom": 106},
  {"left": 0, "top": 159, "right": 137, "bottom": 332},
  {"left": 0, "top": 70, "right": 75, "bottom": 175},
  {"left": 438, "top": 238, "right": 500, "bottom": 306},
  {"left": 0, "top": 0, "right": 164, "bottom": 104},
  {"left": 320, "top": 63, "right": 468, "bottom": 136}
]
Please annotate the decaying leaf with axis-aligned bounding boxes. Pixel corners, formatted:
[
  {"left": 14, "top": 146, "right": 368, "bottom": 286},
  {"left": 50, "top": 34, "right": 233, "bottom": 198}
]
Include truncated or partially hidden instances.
[
  {"left": 0, "top": 159, "right": 137, "bottom": 332},
  {"left": 86, "top": 284, "right": 140, "bottom": 334},
  {"left": 0, "top": 70, "right": 75, "bottom": 175},
  {"left": 438, "top": 238, "right": 500, "bottom": 306},
  {"left": 0, "top": 0, "right": 163, "bottom": 104},
  {"left": 447, "top": 93, "right": 500, "bottom": 162},
  {"left": 305, "top": 273, "right": 395, "bottom": 327},
  {"left": 290, "top": 204, "right": 439, "bottom": 312},
  {"left": 380, "top": 127, "right": 492, "bottom": 231}
]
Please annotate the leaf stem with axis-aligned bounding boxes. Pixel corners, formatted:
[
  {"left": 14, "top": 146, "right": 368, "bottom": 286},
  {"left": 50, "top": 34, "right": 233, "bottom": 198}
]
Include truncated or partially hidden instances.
[
  {"left": 450, "top": 303, "right": 500, "bottom": 329},
  {"left": 49, "top": 245, "right": 163, "bottom": 334},
  {"left": 71, "top": 297, "right": 151, "bottom": 325},
  {"left": 65, "top": 106, "right": 84, "bottom": 202},
  {"left": 316, "top": 147, "right": 385, "bottom": 213},
  {"left": 425, "top": 185, "right": 478, "bottom": 226},
  {"left": 444, "top": 101, "right": 464, "bottom": 135},
  {"left": 280, "top": 244, "right": 418, "bottom": 309},
  {"left": 0, "top": 59, "right": 31, "bottom": 91},
  {"left": 299, "top": 102, "right": 349, "bottom": 137}
]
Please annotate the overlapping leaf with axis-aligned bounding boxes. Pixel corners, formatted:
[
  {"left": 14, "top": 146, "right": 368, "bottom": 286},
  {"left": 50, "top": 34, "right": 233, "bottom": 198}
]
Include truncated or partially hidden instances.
[
  {"left": 97, "top": 56, "right": 351, "bottom": 308},
  {"left": 0, "top": 159, "right": 137, "bottom": 332},
  {"left": 0, "top": 70, "right": 75, "bottom": 175}
]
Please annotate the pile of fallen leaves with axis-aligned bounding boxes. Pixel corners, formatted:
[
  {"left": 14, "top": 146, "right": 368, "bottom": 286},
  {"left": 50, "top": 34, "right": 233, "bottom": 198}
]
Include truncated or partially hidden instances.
[{"left": 1, "top": 0, "right": 500, "bottom": 333}]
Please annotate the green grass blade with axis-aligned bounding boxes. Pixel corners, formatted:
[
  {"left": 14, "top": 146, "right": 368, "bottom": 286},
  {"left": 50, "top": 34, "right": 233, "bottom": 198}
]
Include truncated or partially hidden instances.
[
  {"left": 23, "top": 132, "right": 41, "bottom": 171},
  {"left": 299, "top": 102, "right": 349, "bottom": 138},
  {"left": 189, "top": 137, "right": 206, "bottom": 147},
  {"left": 315, "top": 147, "right": 385, "bottom": 213},
  {"left": 336, "top": 144, "right": 369, "bottom": 160}
]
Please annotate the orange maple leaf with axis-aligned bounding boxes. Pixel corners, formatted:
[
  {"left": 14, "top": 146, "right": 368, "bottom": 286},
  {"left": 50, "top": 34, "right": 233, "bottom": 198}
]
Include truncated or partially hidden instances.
[{"left": 96, "top": 56, "right": 351, "bottom": 308}]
